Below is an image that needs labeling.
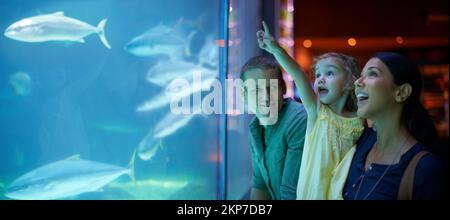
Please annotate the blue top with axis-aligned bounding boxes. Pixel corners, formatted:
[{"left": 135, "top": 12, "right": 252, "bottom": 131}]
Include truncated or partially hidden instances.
[{"left": 343, "top": 128, "right": 447, "bottom": 200}]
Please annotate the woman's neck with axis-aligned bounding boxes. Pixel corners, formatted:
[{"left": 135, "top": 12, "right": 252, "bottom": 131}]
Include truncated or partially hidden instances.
[{"left": 371, "top": 110, "right": 411, "bottom": 152}]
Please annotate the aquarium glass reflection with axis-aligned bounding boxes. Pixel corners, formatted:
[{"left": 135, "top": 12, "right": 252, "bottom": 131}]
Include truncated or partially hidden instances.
[{"left": 0, "top": 0, "right": 224, "bottom": 199}]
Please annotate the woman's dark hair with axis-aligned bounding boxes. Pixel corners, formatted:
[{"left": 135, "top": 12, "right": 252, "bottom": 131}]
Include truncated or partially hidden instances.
[{"left": 373, "top": 52, "right": 438, "bottom": 150}]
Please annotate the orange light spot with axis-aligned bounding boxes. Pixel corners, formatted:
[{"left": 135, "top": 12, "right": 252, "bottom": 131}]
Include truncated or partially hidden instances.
[
  {"left": 206, "top": 153, "right": 222, "bottom": 163},
  {"left": 348, "top": 38, "right": 357, "bottom": 46},
  {"left": 215, "top": 39, "right": 225, "bottom": 47},
  {"left": 396, "top": 36, "right": 404, "bottom": 44},
  {"left": 303, "top": 39, "right": 312, "bottom": 48}
]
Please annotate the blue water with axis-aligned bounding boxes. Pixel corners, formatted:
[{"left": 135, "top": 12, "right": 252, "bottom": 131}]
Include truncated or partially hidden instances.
[{"left": 0, "top": 0, "right": 231, "bottom": 199}]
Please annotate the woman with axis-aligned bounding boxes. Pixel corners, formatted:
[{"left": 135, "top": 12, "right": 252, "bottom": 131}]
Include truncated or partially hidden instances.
[{"left": 342, "top": 52, "right": 447, "bottom": 200}]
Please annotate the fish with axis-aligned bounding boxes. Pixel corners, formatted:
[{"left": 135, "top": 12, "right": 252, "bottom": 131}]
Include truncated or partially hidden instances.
[
  {"left": 150, "top": 95, "right": 207, "bottom": 138},
  {"left": 4, "top": 11, "right": 111, "bottom": 49},
  {"left": 153, "top": 112, "right": 195, "bottom": 139},
  {"left": 9, "top": 71, "right": 32, "bottom": 96},
  {"left": 136, "top": 90, "right": 171, "bottom": 112},
  {"left": 172, "top": 16, "right": 206, "bottom": 56},
  {"left": 146, "top": 59, "right": 217, "bottom": 87},
  {"left": 146, "top": 59, "right": 198, "bottom": 86},
  {"left": 4, "top": 150, "right": 136, "bottom": 200},
  {"left": 198, "top": 35, "right": 219, "bottom": 69},
  {"left": 137, "top": 134, "right": 163, "bottom": 161},
  {"left": 123, "top": 23, "right": 195, "bottom": 58},
  {"left": 137, "top": 75, "right": 217, "bottom": 112}
]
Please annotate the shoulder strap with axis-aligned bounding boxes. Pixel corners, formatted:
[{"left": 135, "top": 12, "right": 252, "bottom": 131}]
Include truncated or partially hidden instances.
[{"left": 398, "top": 151, "right": 429, "bottom": 200}]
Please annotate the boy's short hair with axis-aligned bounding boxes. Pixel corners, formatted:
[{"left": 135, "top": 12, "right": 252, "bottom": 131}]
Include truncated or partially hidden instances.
[{"left": 240, "top": 55, "right": 284, "bottom": 82}]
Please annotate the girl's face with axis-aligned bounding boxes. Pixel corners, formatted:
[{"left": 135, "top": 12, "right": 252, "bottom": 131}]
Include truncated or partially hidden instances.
[
  {"left": 354, "top": 57, "right": 398, "bottom": 118},
  {"left": 313, "top": 57, "right": 352, "bottom": 106}
]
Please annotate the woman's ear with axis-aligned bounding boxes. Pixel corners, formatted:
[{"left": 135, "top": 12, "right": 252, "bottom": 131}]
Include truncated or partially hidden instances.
[{"left": 395, "top": 83, "right": 412, "bottom": 103}]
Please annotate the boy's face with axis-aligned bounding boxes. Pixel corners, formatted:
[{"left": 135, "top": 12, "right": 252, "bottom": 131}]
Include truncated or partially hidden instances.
[{"left": 241, "top": 68, "right": 285, "bottom": 125}]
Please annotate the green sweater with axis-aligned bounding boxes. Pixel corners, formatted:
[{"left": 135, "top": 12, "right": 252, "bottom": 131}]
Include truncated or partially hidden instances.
[{"left": 249, "top": 98, "right": 307, "bottom": 200}]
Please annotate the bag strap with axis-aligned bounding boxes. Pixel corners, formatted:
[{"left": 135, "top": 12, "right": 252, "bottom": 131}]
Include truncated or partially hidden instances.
[{"left": 398, "top": 151, "right": 429, "bottom": 200}]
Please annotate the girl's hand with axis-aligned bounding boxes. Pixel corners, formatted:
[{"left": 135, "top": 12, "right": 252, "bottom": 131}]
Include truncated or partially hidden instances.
[{"left": 257, "top": 21, "right": 279, "bottom": 54}]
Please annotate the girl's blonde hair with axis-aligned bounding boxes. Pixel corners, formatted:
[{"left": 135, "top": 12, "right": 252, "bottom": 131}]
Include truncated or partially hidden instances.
[{"left": 311, "top": 52, "right": 361, "bottom": 112}]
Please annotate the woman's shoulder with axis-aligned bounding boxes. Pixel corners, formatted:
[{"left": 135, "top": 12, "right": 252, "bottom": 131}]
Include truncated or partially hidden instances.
[
  {"left": 405, "top": 142, "right": 444, "bottom": 169},
  {"left": 413, "top": 144, "right": 448, "bottom": 199},
  {"left": 353, "top": 127, "right": 376, "bottom": 153},
  {"left": 415, "top": 148, "right": 446, "bottom": 173},
  {"left": 356, "top": 127, "right": 376, "bottom": 144}
]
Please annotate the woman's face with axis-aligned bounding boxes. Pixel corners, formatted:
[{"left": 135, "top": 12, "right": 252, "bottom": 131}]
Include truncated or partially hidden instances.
[{"left": 354, "top": 57, "right": 398, "bottom": 118}]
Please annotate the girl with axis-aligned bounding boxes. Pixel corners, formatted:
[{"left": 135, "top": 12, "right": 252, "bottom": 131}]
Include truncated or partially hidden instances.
[{"left": 257, "top": 21, "right": 364, "bottom": 199}]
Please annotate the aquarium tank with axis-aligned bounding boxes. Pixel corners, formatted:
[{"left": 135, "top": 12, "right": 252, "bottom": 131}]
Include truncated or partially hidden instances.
[{"left": 0, "top": 0, "right": 268, "bottom": 200}]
